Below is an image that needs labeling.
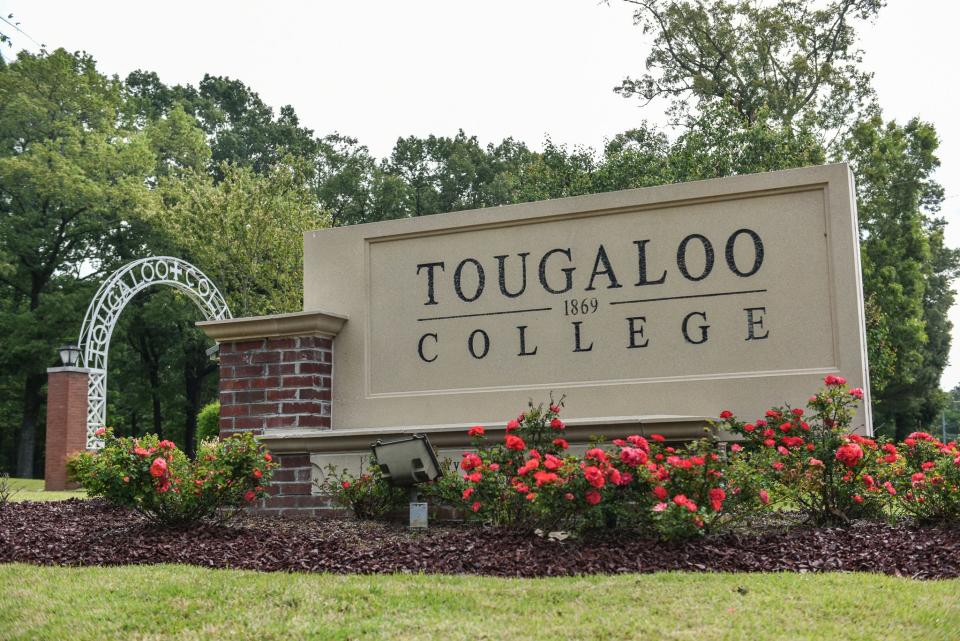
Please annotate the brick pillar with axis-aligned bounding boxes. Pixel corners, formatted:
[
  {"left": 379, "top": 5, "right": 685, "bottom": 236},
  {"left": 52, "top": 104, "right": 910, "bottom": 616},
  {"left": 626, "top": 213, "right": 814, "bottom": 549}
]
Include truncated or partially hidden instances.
[
  {"left": 197, "top": 310, "right": 347, "bottom": 517},
  {"left": 217, "top": 335, "right": 333, "bottom": 437},
  {"left": 44, "top": 367, "right": 90, "bottom": 491}
]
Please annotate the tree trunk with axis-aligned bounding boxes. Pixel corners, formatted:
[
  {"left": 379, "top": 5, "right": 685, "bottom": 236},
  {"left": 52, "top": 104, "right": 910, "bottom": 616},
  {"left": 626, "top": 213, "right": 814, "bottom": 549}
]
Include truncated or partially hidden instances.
[
  {"left": 183, "top": 343, "right": 217, "bottom": 458},
  {"left": 16, "top": 373, "right": 45, "bottom": 478}
]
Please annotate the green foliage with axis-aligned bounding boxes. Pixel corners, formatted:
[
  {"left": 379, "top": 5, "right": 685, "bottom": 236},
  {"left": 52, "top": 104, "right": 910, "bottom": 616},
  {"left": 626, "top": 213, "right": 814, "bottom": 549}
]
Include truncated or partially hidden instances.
[
  {"left": 616, "top": 0, "right": 882, "bottom": 136},
  {"left": 845, "top": 116, "right": 959, "bottom": 437},
  {"left": 196, "top": 401, "right": 221, "bottom": 443},
  {"left": 319, "top": 463, "right": 409, "bottom": 520},
  {"left": 151, "top": 158, "right": 326, "bottom": 317},
  {"left": 0, "top": 472, "right": 15, "bottom": 506},
  {"left": 68, "top": 429, "right": 275, "bottom": 527}
]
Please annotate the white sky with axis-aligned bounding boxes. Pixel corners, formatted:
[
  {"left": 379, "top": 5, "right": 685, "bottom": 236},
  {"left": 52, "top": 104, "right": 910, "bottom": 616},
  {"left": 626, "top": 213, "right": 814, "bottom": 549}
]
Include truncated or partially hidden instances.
[{"left": 4, "top": 0, "right": 959, "bottom": 388}]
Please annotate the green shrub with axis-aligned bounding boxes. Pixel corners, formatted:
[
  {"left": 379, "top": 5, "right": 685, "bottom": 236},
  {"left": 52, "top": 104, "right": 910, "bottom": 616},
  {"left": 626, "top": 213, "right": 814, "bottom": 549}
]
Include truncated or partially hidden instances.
[
  {"left": 196, "top": 401, "right": 221, "bottom": 442},
  {"left": 68, "top": 428, "right": 275, "bottom": 528},
  {"left": 318, "top": 462, "right": 409, "bottom": 520}
]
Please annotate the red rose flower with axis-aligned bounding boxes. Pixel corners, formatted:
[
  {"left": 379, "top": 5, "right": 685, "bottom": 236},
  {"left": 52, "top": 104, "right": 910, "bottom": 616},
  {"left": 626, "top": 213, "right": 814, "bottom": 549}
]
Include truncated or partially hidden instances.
[
  {"left": 461, "top": 453, "right": 482, "bottom": 471},
  {"left": 550, "top": 404, "right": 561, "bottom": 414},
  {"left": 585, "top": 448, "right": 608, "bottom": 463},
  {"left": 252, "top": 468, "right": 263, "bottom": 479},
  {"left": 709, "top": 487, "right": 726, "bottom": 512},
  {"left": 719, "top": 410, "right": 733, "bottom": 419},
  {"left": 585, "top": 490, "right": 602, "bottom": 505},
  {"left": 149, "top": 457, "right": 168, "bottom": 478},
  {"left": 552, "top": 438, "right": 569, "bottom": 450},
  {"left": 743, "top": 423, "right": 755, "bottom": 432},
  {"left": 650, "top": 434, "right": 665, "bottom": 442},
  {"left": 462, "top": 487, "right": 474, "bottom": 500},
  {"left": 264, "top": 452, "right": 272, "bottom": 462},
  {"left": 505, "top": 434, "right": 526, "bottom": 451},
  {"left": 471, "top": 501, "right": 481, "bottom": 512},
  {"left": 884, "top": 481, "right": 896, "bottom": 495},
  {"left": 627, "top": 435, "right": 650, "bottom": 452},
  {"left": 506, "top": 419, "right": 520, "bottom": 432},
  {"left": 835, "top": 442, "right": 864, "bottom": 468},
  {"left": 619, "top": 447, "right": 646, "bottom": 467},
  {"left": 583, "top": 466, "right": 605, "bottom": 489},
  {"left": 550, "top": 418, "right": 565, "bottom": 431},
  {"left": 94, "top": 427, "right": 106, "bottom": 437},
  {"left": 849, "top": 387, "right": 864, "bottom": 399},
  {"left": 467, "top": 425, "right": 485, "bottom": 438},
  {"left": 759, "top": 489, "right": 770, "bottom": 505},
  {"left": 544, "top": 454, "right": 563, "bottom": 471},
  {"left": 244, "top": 490, "right": 256, "bottom": 502},
  {"left": 853, "top": 494, "right": 864, "bottom": 503},
  {"left": 652, "top": 485, "right": 668, "bottom": 500},
  {"left": 341, "top": 480, "right": 350, "bottom": 489},
  {"left": 534, "top": 471, "right": 559, "bottom": 487}
]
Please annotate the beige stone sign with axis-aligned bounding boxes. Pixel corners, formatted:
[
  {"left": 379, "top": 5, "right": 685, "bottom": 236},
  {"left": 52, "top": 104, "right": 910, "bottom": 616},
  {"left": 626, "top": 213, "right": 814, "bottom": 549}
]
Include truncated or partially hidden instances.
[{"left": 303, "top": 163, "right": 871, "bottom": 437}]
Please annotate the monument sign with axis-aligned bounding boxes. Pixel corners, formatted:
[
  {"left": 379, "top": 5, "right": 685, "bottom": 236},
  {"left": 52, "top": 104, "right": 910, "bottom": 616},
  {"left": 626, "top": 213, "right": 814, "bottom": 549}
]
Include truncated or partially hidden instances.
[{"left": 303, "top": 162, "right": 869, "bottom": 435}]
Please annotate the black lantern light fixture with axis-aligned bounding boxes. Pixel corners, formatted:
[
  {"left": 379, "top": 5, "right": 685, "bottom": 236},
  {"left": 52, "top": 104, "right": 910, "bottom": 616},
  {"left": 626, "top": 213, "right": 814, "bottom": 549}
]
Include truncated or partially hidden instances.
[{"left": 58, "top": 343, "right": 81, "bottom": 367}]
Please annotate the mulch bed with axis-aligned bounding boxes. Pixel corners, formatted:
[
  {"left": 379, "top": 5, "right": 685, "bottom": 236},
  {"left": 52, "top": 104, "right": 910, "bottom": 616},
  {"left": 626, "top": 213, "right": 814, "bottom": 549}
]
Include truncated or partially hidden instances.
[{"left": 2, "top": 499, "right": 959, "bottom": 579}]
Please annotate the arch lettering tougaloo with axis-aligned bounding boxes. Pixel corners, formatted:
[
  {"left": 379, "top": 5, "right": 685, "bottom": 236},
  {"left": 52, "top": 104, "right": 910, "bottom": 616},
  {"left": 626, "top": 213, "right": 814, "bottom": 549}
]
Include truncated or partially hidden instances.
[{"left": 77, "top": 257, "right": 232, "bottom": 449}]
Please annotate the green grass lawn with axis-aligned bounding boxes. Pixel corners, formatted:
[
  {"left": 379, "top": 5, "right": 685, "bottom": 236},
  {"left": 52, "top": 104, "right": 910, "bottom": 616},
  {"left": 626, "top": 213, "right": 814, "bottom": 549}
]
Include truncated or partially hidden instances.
[
  {"left": 0, "top": 564, "right": 956, "bottom": 641},
  {"left": 4, "top": 477, "right": 87, "bottom": 502}
]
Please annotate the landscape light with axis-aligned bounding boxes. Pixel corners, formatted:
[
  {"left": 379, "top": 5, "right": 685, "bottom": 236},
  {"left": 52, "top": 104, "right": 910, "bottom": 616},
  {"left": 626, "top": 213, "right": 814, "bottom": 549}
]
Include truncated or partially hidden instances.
[
  {"left": 370, "top": 434, "right": 442, "bottom": 486},
  {"left": 371, "top": 434, "right": 442, "bottom": 528},
  {"left": 58, "top": 343, "right": 81, "bottom": 367}
]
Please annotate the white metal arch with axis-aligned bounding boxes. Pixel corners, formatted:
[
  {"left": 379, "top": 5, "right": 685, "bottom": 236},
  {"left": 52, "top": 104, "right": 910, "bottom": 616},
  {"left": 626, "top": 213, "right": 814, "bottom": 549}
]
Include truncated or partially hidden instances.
[{"left": 78, "top": 257, "right": 232, "bottom": 449}]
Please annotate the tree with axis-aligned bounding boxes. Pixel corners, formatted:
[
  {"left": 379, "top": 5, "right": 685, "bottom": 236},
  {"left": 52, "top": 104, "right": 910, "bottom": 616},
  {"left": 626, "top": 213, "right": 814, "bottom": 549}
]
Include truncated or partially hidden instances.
[
  {"left": 616, "top": 0, "right": 883, "bottom": 139},
  {"left": 0, "top": 49, "right": 159, "bottom": 476},
  {"left": 151, "top": 158, "right": 327, "bottom": 319},
  {"left": 124, "top": 71, "right": 318, "bottom": 178},
  {"left": 845, "top": 117, "right": 959, "bottom": 438}
]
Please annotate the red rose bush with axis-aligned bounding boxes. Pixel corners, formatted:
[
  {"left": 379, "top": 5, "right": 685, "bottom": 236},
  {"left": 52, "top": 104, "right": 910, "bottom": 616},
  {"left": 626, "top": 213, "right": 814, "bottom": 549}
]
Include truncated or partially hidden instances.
[
  {"left": 881, "top": 430, "right": 960, "bottom": 523},
  {"left": 441, "top": 399, "right": 764, "bottom": 539},
  {"left": 69, "top": 428, "right": 276, "bottom": 528},
  {"left": 716, "top": 375, "right": 886, "bottom": 523}
]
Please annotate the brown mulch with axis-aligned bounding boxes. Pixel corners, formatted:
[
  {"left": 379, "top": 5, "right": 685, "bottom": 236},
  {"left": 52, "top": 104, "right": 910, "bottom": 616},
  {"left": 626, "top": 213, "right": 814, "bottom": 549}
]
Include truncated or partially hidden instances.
[{"left": 1, "top": 499, "right": 959, "bottom": 579}]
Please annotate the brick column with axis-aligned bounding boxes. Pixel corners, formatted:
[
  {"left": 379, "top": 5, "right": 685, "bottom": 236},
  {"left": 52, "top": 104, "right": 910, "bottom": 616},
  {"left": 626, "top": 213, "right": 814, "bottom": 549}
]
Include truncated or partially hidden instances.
[
  {"left": 198, "top": 310, "right": 347, "bottom": 517},
  {"left": 217, "top": 336, "right": 333, "bottom": 438},
  {"left": 44, "top": 367, "right": 90, "bottom": 491}
]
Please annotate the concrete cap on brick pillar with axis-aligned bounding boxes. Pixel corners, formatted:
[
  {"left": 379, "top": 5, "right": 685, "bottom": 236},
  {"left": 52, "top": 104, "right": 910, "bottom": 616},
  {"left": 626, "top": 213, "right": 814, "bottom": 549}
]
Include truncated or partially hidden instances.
[{"left": 197, "top": 309, "right": 347, "bottom": 342}]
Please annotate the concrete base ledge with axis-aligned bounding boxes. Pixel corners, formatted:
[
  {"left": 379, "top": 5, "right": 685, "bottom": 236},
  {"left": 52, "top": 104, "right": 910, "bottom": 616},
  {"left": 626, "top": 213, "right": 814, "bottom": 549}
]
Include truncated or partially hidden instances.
[{"left": 258, "top": 414, "right": 715, "bottom": 453}]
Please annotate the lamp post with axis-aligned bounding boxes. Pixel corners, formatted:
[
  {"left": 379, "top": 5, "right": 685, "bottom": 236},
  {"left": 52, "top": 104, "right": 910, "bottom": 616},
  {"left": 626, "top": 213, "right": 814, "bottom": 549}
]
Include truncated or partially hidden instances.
[{"left": 58, "top": 343, "right": 81, "bottom": 367}]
